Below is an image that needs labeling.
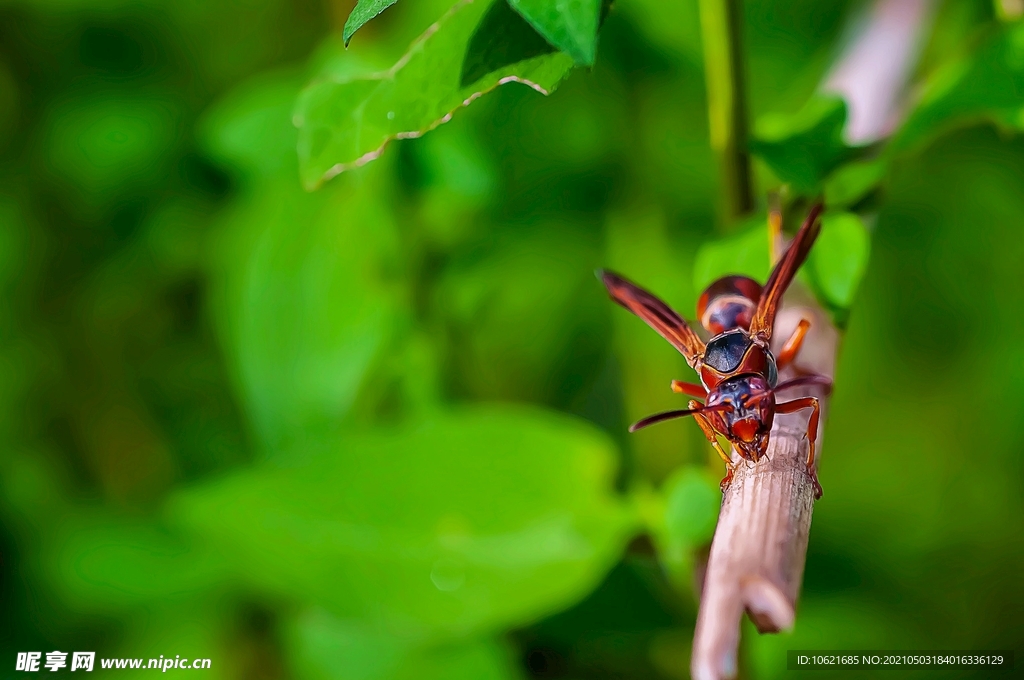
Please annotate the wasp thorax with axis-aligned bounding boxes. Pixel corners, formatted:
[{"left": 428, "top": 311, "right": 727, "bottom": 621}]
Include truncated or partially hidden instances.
[
  {"left": 697, "top": 275, "right": 763, "bottom": 335},
  {"left": 699, "top": 328, "right": 778, "bottom": 391}
]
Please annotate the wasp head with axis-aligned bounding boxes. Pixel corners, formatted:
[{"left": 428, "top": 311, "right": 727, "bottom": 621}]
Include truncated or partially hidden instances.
[{"left": 705, "top": 374, "right": 775, "bottom": 461}]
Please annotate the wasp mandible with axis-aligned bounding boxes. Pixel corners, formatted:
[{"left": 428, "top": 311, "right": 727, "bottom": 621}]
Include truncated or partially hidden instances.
[{"left": 599, "top": 203, "right": 831, "bottom": 498}]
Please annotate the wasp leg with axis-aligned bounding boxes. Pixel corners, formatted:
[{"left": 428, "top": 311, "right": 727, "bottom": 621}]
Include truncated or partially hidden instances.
[
  {"left": 775, "top": 373, "right": 833, "bottom": 395},
  {"left": 769, "top": 194, "right": 784, "bottom": 265},
  {"left": 671, "top": 380, "right": 707, "bottom": 398},
  {"left": 776, "top": 396, "right": 822, "bottom": 499},
  {"left": 689, "top": 399, "right": 735, "bottom": 491},
  {"left": 776, "top": 318, "right": 811, "bottom": 369}
]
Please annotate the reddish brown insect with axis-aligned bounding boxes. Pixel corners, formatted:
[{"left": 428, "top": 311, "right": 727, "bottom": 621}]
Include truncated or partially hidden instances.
[{"left": 599, "top": 203, "right": 831, "bottom": 498}]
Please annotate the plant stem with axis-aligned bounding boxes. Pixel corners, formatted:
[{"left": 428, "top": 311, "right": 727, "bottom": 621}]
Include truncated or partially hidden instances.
[
  {"left": 691, "top": 306, "right": 837, "bottom": 680},
  {"left": 698, "top": 0, "right": 754, "bottom": 226}
]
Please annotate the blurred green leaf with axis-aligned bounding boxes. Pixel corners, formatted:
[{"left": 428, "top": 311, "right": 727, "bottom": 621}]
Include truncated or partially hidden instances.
[
  {"left": 751, "top": 95, "right": 861, "bottom": 193},
  {"left": 11, "top": 0, "right": 1024, "bottom": 671},
  {"left": 823, "top": 158, "right": 886, "bottom": 209},
  {"left": 285, "top": 609, "right": 519, "bottom": 680},
  {"left": 662, "top": 467, "right": 719, "bottom": 549},
  {"left": 892, "top": 21, "right": 1024, "bottom": 152},
  {"left": 205, "top": 74, "right": 402, "bottom": 452},
  {"left": 105, "top": 603, "right": 231, "bottom": 680},
  {"left": 803, "top": 211, "right": 870, "bottom": 316},
  {"left": 213, "top": 177, "right": 401, "bottom": 451},
  {"left": 912, "top": 0, "right": 993, "bottom": 80},
  {"left": 635, "top": 466, "right": 720, "bottom": 588},
  {"left": 612, "top": 0, "right": 702, "bottom": 63},
  {"left": 694, "top": 210, "right": 868, "bottom": 323},
  {"left": 41, "top": 94, "right": 180, "bottom": 213},
  {"left": 692, "top": 215, "right": 771, "bottom": 293},
  {"left": 0, "top": 60, "right": 17, "bottom": 153},
  {"left": 202, "top": 70, "right": 304, "bottom": 179},
  {"left": 295, "top": 0, "right": 574, "bottom": 188},
  {"left": 604, "top": 209, "right": 700, "bottom": 481},
  {"left": 0, "top": 194, "right": 26, "bottom": 296},
  {"left": 44, "top": 518, "right": 226, "bottom": 613},
  {"left": 647, "top": 466, "right": 721, "bottom": 587},
  {"left": 509, "top": 0, "right": 602, "bottom": 66},
  {"left": 344, "top": 0, "right": 401, "bottom": 46},
  {"left": 436, "top": 225, "right": 602, "bottom": 403},
  {"left": 171, "top": 406, "right": 635, "bottom": 639},
  {"left": 411, "top": 124, "right": 497, "bottom": 247},
  {"left": 415, "top": 125, "right": 496, "bottom": 199},
  {"left": 746, "top": 597, "right": 924, "bottom": 680}
]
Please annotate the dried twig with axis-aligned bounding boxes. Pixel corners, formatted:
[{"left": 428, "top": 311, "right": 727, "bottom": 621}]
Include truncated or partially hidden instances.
[
  {"left": 689, "top": 2, "right": 933, "bottom": 677},
  {"left": 824, "top": 0, "right": 935, "bottom": 143},
  {"left": 691, "top": 305, "right": 838, "bottom": 680}
]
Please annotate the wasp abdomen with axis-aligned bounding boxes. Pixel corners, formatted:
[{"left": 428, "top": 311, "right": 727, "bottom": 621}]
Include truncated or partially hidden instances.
[{"left": 697, "top": 275, "right": 762, "bottom": 335}]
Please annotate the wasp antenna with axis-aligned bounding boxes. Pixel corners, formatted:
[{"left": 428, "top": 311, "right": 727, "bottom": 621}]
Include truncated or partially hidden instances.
[
  {"left": 629, "top": 409, "right": 699, "bottom": 432},
  {"left": 629, "top": 403, "right": 731, "bottom": 432}
]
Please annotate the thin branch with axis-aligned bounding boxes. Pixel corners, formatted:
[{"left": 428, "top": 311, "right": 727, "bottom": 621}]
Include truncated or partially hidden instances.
[
  {"left": 691, "top": 305, "right": 837, "bottom": 680},
  {"left": 823, "top": 0, "right": 935, "bottom": 144},
  {"left": 689, "top": 4, "right": 934, "bottom": 676},
  {"left": 698, "top": 0, "right": 754, "bottom": 225}
]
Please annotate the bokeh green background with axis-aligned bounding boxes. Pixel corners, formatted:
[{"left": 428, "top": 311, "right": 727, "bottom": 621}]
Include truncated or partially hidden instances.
[{"left": 1, "top": 0, "right": 1022, "bottom": 678}]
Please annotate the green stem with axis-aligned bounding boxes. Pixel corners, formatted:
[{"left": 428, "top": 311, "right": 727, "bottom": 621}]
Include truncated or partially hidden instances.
[{"left": 699, "top": 0, "right": 754, "bottom": 226}]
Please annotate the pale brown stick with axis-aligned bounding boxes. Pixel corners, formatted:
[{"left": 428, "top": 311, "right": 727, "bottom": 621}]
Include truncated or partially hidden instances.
[
  {"left": 823, "top": 0, "right": 935, "bottom": 144},
  {"left": 690, "top": 306, "right": 838, "bottom": 680},
  {"left": 690, "top": 1, "right": 933, "bottom": 675}
]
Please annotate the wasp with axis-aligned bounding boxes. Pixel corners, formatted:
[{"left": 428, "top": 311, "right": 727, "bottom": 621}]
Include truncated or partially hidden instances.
[{"left": 599, "top": 203, "right": 831, "bottom": 498}]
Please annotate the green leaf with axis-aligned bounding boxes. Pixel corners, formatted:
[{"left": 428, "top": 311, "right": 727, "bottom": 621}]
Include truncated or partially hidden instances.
[
  {"left": 344, "top": 0, "right": 400, "bottom": 46},
  {"left": 823, "top": 158, "right": 887, "bottom": 209},
  {"left": 0, "top": 194, "right": 26, "bottom": 297},
  {"left": 892, "top": 22, "right": 1024, "bottom": 152},
  {"left": 693, "top": 211, "right": 868, "bottom": 324},
  {"left": 751, "top": 95, "right": 861, "bottom": 193},
  {"left": 460, "top": 0, "right": 558, "bottom": 86},
  {"left": 211, "top": 174, "right": 401, "bottom": 452},
  {"left": 204, "top": 75, "right": 401, "bottom": 452},
  {"left": 295, "top": 0, "right": 575, "bottom": 188},
  {"left": 509, "top": 0, "right": 602, "bottom": 66},
  {"left": 284, "top": 609, "right": 518, "bottom": 680},
  {"left": 435, "top": 225, "right": 602, "bottom": 403},
  {"left": 170, "top": 406, "right": 635, "bottom": 639},
  {"left": 201, "top": 70, "right": 305, "bottom": 179},
  {"left": 41, "top": 93, "right": 180, "bottom": 216},
  {"left": 662, "top": 467, "right": 720, "bottom": 550},
  {"left": 635, "top": 467, "right": 720, "bottom": 588},
  {"left": 105, "top": 602, "right": 230, "bottom": 680},
  {"left": 43, "top": 518, "right": 226, "bottom": 613},
  {"left": 0, "top": 61, "right": 18, "bottom": 153},
  {"left": 692, "top": 215, "right": 771, "bottom": 293},
  {"left": 803, "top": 211, "right": 870, "bottom": 314}
]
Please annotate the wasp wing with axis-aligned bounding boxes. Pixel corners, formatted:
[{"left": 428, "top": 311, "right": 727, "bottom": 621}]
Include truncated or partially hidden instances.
[
  {"left": 599, "top": 270, "right": 705, "bottom": 367},
  {"left": 749, "top": 203, "right": 824, "bottom": 339}
]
